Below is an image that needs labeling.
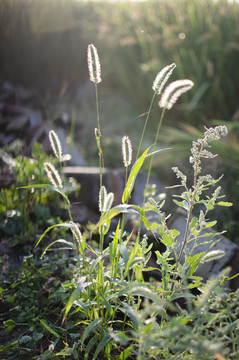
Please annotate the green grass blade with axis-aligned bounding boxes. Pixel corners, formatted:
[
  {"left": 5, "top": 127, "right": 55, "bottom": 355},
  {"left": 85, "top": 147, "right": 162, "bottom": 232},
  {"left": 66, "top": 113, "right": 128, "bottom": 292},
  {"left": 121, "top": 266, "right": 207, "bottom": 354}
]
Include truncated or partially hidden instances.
[
  {"left": 84, "top": 333, "right": 99, "bottom": 360},
  {"left": 92, "top": 204, "right": 138, "bottom": 233},
  {"left": 117, "top": 346, "right": 133, "bottom": 360},
  {"left": 39, "top": 319, "right": 60, "bottom": 338},
  {"left": 110, "top": 219, "right": 120, "bottom": 265},
  {"left": 93, "top": 333, "right": 111, "bottom": 360},
  {"left": 82, "top": 318, "right": 103, "bottom": 345},
  {"left": 19, "top": 184, "right": 70, "bottom": 204},
  {"left": 63, "top": 277, "right": 90, "bottom": 322},
  {"left": 122, "top": 147, "right": 149, "bottom": 203},
  {"left": 35, "top": 222, "right": 75, "bottom": 248},
  {"left": 41, "top": 239, "right": 74, "bottom": 257}
]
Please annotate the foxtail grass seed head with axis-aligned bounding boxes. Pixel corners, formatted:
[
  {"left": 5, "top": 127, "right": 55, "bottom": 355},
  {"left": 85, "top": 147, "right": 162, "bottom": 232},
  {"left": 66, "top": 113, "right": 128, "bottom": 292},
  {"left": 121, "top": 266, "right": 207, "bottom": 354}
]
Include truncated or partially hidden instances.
[
  {"left": 122, "top": 135, "right": 133, "bottom": 168},
  {"left": 152, "top": 63, "right": 176, "bottom": 95},
  {"left": 87, "top": 44, "right": 102, "bottom": 84},
  {"left": 159, "top": 79, "right": 194, "bottom": 110},
  {"left": 99, "top": 185, "right": 107, "bottom": 212},
  {"left": 44, "top": 162, "right": 63, "bottom": 189},
  {"left": 99, "top": 186, "right": 114, "bottom": 213},
  {"left": 49, "top": 130, "right": 62, "bottom": 161}
]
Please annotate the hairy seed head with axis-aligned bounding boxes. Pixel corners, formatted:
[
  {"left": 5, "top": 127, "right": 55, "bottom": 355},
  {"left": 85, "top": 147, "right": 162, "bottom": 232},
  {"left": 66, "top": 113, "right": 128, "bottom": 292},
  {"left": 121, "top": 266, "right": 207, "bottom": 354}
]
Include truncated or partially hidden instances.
[
  {"left": 152, "top": 63, "right": 176, "bottom": 95},
  {"left": 87, "top": 44, "right": 102, "bottom": 84},
  {"left": 122, "top": 135, "right": 133, "bottom": 168},
  {"left": 99, "top": 186, "right": 114, "bottom": 213},
  {"left": 99, "top": 185, "right": 107, "bottom": 212},
  {"left": 159, "top": 79, "right": 194, "bottom": 110},
  {"left": 44, "top": 162, "right": 63, "bottom": 189},
  {"left": 49, "top": 130, "right": 62, "bottom": 161}
]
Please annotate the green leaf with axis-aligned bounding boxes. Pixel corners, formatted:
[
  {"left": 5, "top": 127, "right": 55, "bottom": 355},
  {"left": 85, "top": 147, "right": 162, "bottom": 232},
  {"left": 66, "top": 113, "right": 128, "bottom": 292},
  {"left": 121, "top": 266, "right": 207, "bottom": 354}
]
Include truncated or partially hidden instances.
[
  {"left": 119, "top": 302, "right": 139, "bottom": 328},
  {"left": 93, "top": 204, "right": 138, "bottom": 233},
  {"left": 206, "top": 199, "right": 214, "bottom": 210},
  {"left": 99, "top": 294, "right": 113, "bottom": 316},
  {"left": 0, "top": 340, "right": 18, "bottom": 353},
  {"left": 82, "top": 318, "right": 103, "bottom": 345},
  {"left": 122, "top": 148, "right": 149, "bottom": 203},
  {"left": 41, "top": 239, "right": 75, "bottom": 257},
  {"left": 173, "top": 199, "right": 189, "bottom": 210},
  {"left": 19, "top": 335, "right": 32, "bottom": 344},
  {"left": 4, "top": 319, "right": 16, "bottom": 333},
  {"left": 63, "top": 277, "right": 90, "bottom": 322},
  {"left": 117, "top": 346, "right": 133, "bottom": 360},
  {"left": 110, "top": 220, "right": 120, "bottom": 265},
  {"left": 204, "top": 220, "right": 217, "bottom": 228},
  {"left": 33, "top": 331, "right": 44, "bottom": 341},
  {"left": 93, "top": 333, "right": 111, "bottom": 360},
  {"left": 110, "top": 330, "right": 130, "bottom": 346},
  {"left": 84, "top": 333, "right": 99, "bottom": 360},
  {"left": 35, "top": 222, "right": 75, "bottom": 248},
  {"left": 159, "top": 225, "right": 173, "bottom": 246},
  {"left": 39, "top": 319, "right": 60, "bottom": 338},
  {"left": 119, "top": 245, "right": 129, "bottom": 267},
  {"left": 216, "top": 201, "right": 233, "bottom": 207},
  {"left": 130, "top": 286, "right": 163, "bottom": 307},
  {"left": 19, "top": 184, "right": 70, "bottom": 204}
]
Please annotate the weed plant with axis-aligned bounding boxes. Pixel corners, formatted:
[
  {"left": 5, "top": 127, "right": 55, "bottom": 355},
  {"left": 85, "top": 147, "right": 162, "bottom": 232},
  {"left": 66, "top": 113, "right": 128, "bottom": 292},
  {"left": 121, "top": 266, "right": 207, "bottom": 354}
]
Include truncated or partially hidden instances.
[{"left": 1, "top": 45, "right": 239, "bottom": 360}]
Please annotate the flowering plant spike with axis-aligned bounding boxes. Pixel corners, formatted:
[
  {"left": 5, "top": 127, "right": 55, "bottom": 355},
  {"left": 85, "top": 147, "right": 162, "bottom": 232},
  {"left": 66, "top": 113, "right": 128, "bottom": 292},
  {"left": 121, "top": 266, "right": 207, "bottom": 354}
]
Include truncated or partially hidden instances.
[
  {"left": 87, "top": 44, "right": 102, "bottom": 84},
  {"left": 49, "top": 130, "right": 62, "bottom": 161},
  {"left": 159, "top": 79, "right": 194, "bottom": 109},
  {"left": 152, "top": 63, "right": 176, "bottom": 95},
  {"left": 122, "top": 135, "right": 133, "bottom": 168}
]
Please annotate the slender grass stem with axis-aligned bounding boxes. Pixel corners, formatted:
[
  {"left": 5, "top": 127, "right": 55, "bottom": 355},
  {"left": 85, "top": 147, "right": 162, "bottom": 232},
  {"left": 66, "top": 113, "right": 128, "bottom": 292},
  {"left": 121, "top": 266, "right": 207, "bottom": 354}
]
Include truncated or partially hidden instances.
[{"left": 136, "top": 92, "right": 157, "bottom": 161}]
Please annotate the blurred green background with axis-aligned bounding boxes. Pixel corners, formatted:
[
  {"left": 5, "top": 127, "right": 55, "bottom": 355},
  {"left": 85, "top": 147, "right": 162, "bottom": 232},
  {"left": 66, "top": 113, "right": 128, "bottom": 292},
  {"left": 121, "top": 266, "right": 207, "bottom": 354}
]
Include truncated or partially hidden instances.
[{"left": 1, "top": 0, "right": 239, "bottom": 241}]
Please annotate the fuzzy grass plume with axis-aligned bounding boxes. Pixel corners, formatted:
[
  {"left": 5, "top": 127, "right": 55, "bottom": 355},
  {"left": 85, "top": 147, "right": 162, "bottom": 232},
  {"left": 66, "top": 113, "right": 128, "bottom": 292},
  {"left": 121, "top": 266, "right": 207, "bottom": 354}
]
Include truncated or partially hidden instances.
[
  {"left": 43, "top": 162, "right": 63, "bottom": 189},
  {"left": 152, "top": 63, "right": 176, "bottom": 95},
  {"left": 159, "top": 79, "right": 194, "bottom": 110},
  {"left": 49, "top": 130, "right": 62, "bottom": 161},
  {"left": 122, "top": 135, "right": 133, "bottom": 168},
  {"left": 87, "top": 44, "right": 102, "bottom": 84}
]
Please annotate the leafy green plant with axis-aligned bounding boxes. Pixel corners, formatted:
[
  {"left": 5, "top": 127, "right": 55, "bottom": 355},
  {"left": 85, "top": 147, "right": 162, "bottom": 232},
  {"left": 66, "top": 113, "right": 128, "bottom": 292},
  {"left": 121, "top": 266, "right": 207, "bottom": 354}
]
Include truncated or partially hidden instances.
[{"left": 1, "top": 44, "right": 238, "bottom": 360}]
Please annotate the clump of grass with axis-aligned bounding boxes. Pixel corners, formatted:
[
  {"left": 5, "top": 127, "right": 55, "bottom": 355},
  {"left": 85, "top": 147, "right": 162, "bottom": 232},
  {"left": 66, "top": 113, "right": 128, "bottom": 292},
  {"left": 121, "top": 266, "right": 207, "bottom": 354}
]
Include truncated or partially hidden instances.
[{"left": 2, "top": 44, "right": 238, "bottom": 360}]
